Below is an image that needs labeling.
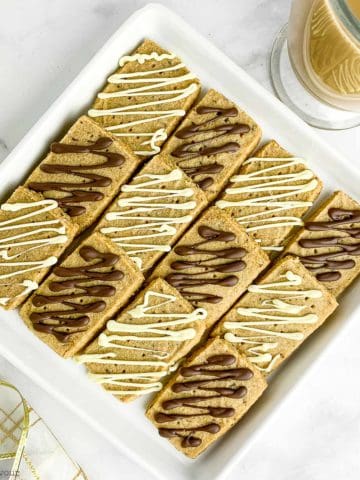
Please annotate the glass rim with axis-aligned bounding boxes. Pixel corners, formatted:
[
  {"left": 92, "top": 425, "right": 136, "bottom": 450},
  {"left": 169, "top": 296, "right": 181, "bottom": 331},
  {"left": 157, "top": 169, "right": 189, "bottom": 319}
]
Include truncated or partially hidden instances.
[
  {"left": 330, "top": 0, "right": 360, "bottom": 42},
  {"left": 270, "top": 23, "right": 360, "bottom": 129}
]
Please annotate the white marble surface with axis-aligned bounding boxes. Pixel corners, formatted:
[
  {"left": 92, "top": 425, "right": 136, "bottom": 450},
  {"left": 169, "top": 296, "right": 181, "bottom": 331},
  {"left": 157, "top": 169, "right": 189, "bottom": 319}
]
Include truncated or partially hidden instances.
[{"left": 0, "top": 1, "right": 359, "bottom": 479}]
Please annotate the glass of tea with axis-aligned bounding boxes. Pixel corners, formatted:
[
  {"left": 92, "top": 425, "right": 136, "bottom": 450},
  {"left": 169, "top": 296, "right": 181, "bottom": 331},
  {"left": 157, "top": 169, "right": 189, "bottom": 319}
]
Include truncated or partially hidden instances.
[{"left": 270, "top": 0, "right": 360, "bottom": 129}]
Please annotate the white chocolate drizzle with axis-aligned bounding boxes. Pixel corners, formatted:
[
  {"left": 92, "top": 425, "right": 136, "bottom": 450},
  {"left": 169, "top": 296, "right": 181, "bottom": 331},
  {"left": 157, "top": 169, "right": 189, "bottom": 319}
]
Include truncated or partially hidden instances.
[
  {"left": 216, "top": 157, "right": 318, "bottom": 251},
  {"left": 100, "top": 169, "right": 196, "bottom": 270},
  {"left": 0, "top": 198, "right": 68, "bottom": 305},
  {"left": 76, "top": 290, "right": 207, "bottom": 396},
  {"left": 0, "top": 280, "right": 38, "bottom": 306},
  {"left": 223, "top": 270, "right": 322, "bottom": 373},
  {"left": 88, "top": 51, "right": 198, "bottom": 156}
]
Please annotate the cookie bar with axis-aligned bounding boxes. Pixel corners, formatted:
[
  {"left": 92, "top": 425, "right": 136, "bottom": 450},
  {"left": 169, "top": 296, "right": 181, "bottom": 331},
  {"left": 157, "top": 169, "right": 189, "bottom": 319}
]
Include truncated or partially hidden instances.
[
  {"left": 88, "top": 39, "right": 200, "bottom": 158},
  {"left": 150, "top": 207, "right": 270, "bottom": 329},
  {"left": 283, "top": 191, "right": 360, "bottom": 297},
  {"left": 160, "top": 89, "right": 261, "bottom": 201},
  {"left": 97, "top": 155, "right": 207, "bottom": 272},
  {"left": 0, "top": 187, "right": 77, "bottom": 310},
  {"left": 146, "top": 337, "right": 267, "bottom": 459},
  {"left": 216, "top": 140, "right": 322, "bottom": 256},
  {"left": 26, "top": 116, "right": 140, "bottom": 233},
  {"left": 212, "top": 255, "right": 338, "bottom": 375},
  {"left": 20, "top": 232, "right": 143, "bottom": 357},
  {"left": 76, "top": 278, "right": 207, "bottom": 402}
]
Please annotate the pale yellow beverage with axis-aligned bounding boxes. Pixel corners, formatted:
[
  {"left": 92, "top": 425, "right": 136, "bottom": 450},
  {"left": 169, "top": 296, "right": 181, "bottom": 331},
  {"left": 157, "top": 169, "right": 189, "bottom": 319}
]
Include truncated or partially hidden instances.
[
  {"left": 288, "top": 0, "right": 360, "bottom": 111},
  {"left": 348, "top": 0, "right": 360, "bottom": 19}
]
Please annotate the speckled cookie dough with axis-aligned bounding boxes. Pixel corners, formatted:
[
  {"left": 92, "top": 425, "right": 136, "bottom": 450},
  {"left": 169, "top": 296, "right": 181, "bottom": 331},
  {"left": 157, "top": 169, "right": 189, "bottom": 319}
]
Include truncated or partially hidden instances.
[
  {"left": 216, "top": 140, "right": 322, "bottom": 257},
  {"left": 160, "top": 89, "right": 261, "bottom": 201},
  {"left": 21, "top": 232, "right": 143, "bottom": 357},
  {"left": 0, "top": 187, "right": 77, "bottom": 310},
  {"left": 212, "top": 255, "right": 338, "bottom": 374},
  {"left": 77, "top": 278, "right": 207, "bottom": 402},
  {"left": 97, "top": 155, "right": 207, "bottom": 273},
  {"left": 150, "top": 207, "right": 270, "bottom": 329},
  {"left": 283, "top": 191, "right": 360, "bottom": 297},
  {"left": 146, "top": 337, "right": 267, "bottom": 458},
  {"left": 88, "top": 39, "right": 200, "bottom": 158},
  {"left": 26, "top": 116, "right": 140, "bottom": 233}
]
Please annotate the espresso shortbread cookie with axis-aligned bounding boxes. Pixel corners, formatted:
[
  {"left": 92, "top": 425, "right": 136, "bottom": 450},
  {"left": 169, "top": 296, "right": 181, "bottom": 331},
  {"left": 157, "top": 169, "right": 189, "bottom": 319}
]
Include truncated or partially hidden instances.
[
  {"left": 20, "top": 232, "right": 143, "bottom": 357},
  {"left": 146, "top": 337, "right": 267, "bottom": 459},
  {"left": 26, "top": 116, "right": 140, "bottom": 233},
  {"left": 212, "top": 255, "right": 338, "bottom": 374},
  {"left": 216, "top": 140, "right": 322, "bottom": 256},
  {"left": 88, "top": 39, "right": 200, "bottom": 158},
  {"left": 160, "top": 89, "right": 261, "bottom": 201},
  {"left": 283, "top": 191, "right": 360, "bottom": 297},
  {"left": 0, "top": 187, "right": 77, "bottom": 310},
  {"left": 150, "top": 207, "right": 270, "bottom": 329},
  {"left": 97, "top": 155, "right": 207, "bottom": 272},
  {"left": 76, "top": 278, "right": 207, "bottom": 402}
]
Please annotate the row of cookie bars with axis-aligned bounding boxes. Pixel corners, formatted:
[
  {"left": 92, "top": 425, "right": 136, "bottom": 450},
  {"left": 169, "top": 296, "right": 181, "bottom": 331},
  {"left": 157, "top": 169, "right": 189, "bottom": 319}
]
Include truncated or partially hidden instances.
[
  {"left": 0, "top": 39, "right": 199, "bottom": 308},
  {"left": 75, "top": 189, "right": 360, "bottom": 458},
  {"left": 39, "top": 37, "right": 360, "bottom": 460},
  {"left": 144, "top": 189, "right": 360, "bottom": 457},
  {"left": 1, "top": 37, "right": 325, "bottom": 312},
  {"left": 1, "top": 38, "right": 360, "bottom": 461},
  {"left": 38, "top": 187, "right": 360, "bottom": 458},
  {"left": 22, "top": 124, "right": 327, "bottom": 355},
  {"left": 142, "top": 184, "right": 360, "bottom": 457},
  {"left": 0, "top": 39, "right": 265, "bottom": 309},
  {"left": 62, "top": 190, "right": 356, "bottom": 458}
]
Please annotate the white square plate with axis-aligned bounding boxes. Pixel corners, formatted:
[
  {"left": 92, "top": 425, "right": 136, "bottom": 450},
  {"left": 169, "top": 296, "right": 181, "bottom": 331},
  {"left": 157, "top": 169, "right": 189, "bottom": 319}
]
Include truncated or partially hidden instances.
[{"left": 0, "top": 4, "right": 359, "bottom": 480}]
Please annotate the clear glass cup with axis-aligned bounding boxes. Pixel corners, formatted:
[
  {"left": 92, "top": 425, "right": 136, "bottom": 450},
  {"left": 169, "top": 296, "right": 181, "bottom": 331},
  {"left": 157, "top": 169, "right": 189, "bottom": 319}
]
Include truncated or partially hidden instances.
[{"left": 270, "top": 0, "right": 360, "bottom": 129}]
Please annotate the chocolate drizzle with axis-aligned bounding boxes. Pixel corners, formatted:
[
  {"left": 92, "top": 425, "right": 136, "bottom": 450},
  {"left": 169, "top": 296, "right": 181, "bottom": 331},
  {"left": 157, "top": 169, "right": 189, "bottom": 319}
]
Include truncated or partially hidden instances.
[
  {"left": 154, "top": 354, "right": 253, "bottom": 448},
  {"left": 30, "top": 246, "right": 123, "bottom": 342},
  {"left": 171, "top": 106, "right": 250, "bottom": 190},
  {"left": 28, "top": 137, "right": 125, "bottom": 217},
  {"left": 298, "top": 208, "right": 360, "bottom": 282},
  {"left": 165, "top": 226, "right": 246, "bottom": 304}
]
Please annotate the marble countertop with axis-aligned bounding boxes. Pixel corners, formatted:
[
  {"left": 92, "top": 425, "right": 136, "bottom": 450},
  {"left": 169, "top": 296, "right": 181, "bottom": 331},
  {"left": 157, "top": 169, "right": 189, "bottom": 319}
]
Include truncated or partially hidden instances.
[{"left": 0, "top": 1, "right": 359, "bottom": 479}]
